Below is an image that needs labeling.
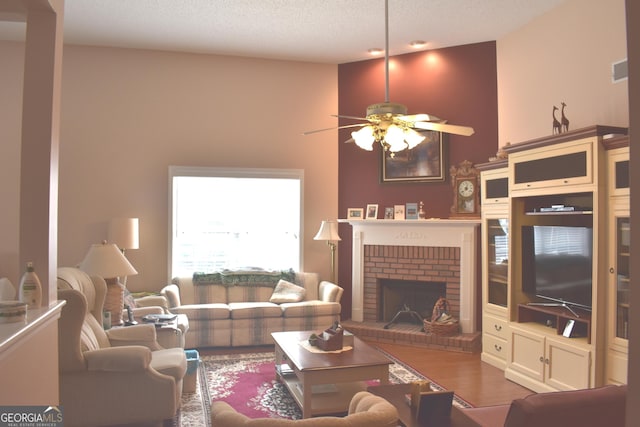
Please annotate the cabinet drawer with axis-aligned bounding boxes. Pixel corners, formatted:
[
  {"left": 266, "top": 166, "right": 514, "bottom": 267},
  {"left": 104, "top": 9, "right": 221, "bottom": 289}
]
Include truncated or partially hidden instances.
[
  {"left": 510, "top": 139, "right": 594, "bottom": 192},
  {"left": 483, "top": 314, "right": 509, "bottom": 340},
  {"left": 483, "top": 333, "right": 508, "bottom": 361}
]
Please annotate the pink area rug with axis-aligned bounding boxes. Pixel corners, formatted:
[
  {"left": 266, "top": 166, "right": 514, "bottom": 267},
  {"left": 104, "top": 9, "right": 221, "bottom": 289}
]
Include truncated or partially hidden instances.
[{"left": 177, "top": 350, "right": 471, "bottom": 426}]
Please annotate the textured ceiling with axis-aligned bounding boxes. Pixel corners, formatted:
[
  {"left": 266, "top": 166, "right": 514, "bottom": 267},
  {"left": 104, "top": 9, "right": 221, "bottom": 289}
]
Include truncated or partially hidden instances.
[{"left": 0, "top": 0, "right": 567, "bottom": 64}]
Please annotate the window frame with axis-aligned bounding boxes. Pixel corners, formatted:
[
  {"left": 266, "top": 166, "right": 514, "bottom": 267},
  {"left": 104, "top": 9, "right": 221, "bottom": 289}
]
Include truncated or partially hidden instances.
[{"left": 168, "top": 165, "right": 304, "bottom": 280}]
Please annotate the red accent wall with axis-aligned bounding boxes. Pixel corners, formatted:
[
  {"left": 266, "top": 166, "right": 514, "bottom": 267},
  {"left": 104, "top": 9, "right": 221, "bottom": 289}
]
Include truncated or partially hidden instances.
[{"left": 337, "top": 41, "right": 498, "bottom": 319}]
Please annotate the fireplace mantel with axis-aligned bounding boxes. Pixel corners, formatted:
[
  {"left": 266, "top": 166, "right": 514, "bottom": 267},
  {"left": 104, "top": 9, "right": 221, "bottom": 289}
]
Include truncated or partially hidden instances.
[{"left": 341, "top": 219, "right": 480, "bottom": 333}]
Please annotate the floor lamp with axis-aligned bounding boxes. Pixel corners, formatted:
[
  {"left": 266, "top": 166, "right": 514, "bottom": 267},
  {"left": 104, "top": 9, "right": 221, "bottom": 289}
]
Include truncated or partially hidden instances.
[{"left": 314, "top": 220, "right": 341, "bottom": 283}]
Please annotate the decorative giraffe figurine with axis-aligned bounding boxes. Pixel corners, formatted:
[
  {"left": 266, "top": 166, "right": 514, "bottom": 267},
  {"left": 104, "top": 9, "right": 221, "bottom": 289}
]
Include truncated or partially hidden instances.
[
  {"left": 561, "top": 102, "right": 570, "bottom": 132},
  {"left": 552, "top": 106, "right": 562, "bottom": 134}
]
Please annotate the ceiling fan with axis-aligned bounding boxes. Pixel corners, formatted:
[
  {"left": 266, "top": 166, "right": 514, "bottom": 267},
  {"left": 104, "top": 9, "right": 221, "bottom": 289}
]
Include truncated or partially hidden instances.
[{"left": 303, "top": 0, "right": 474, "bottom": 153}]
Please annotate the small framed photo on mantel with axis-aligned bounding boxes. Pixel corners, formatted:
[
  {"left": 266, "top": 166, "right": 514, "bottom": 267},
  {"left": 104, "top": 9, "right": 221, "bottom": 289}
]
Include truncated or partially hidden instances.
[
  {"left": 384, "top": 207, "right": 394, "bottom": 219},
  {"left": 405, "top": 202, "right": 419, "bottom": 220},
  {"left": 394, "top": 205, "right": 405, "bottom": 220},
  {"left": 347, "top": 208, "right": 364, "bottom": 219},
  {"left": 366, "top": 204, "right": 379, "bottom": 220}
]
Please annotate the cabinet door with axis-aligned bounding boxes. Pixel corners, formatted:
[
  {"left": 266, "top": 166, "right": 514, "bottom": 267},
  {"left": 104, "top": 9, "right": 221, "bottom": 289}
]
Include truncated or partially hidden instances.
[
  {"left": 545, "top": 337, "right": 591, "bottom": 390},
  {"left": 607, "top": 349, "right": 628, "bottom": 385},
  {"left": 485, "top": 217, "right": 509, "bottom": 309},
  {"left": 611, "top": 215, "right": 630, "bottom": 344},
  {"left": 510, "top": 139, "right": 594, "bottom": 192},
  {"left": 509, "top": 327, "right": 545, "bottom": 382},
  {"left": 607, "top": 148, "right": 629, "bottom": 197},
  {"left": 482, "top": 168, "right": 509, "bottom": 205}
]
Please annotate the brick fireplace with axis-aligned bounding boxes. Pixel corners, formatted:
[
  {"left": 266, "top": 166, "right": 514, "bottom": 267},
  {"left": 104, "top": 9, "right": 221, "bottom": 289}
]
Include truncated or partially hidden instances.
[
  {"left": 341, "top": 219, "right": 480, "bottom": 333},
  {"left": 364, "top": 245, "right": 460, "bottom": 324}
]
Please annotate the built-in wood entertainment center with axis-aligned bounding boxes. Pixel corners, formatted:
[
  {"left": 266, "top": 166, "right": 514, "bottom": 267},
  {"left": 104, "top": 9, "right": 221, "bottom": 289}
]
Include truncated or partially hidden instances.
[{"left": 477, "top": 125, "right": 629, "bottom": 393}]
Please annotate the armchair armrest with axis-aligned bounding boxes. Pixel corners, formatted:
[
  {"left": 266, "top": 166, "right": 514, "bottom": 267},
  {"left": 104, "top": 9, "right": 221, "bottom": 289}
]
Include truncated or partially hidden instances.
[
  {"left": 106, "top": 323, "right": 162, "bottom": 350},
  {"left": 161, "top": 284, "right": 182, "bottom": 308},
  {"left": 123, "top": 306, "right": 164, "bottom": 322},
  {"left": 211, "top": 401, "right": 253, "bottom": 427},
  {"left": 319, "top": 281, "right": 344, "bottom": 303},
  {"left": 84, "top": 346, "right": 152, "bottom": 372},
  {"left": 134, "top": 295, "right": 169, "bottom": 310}
]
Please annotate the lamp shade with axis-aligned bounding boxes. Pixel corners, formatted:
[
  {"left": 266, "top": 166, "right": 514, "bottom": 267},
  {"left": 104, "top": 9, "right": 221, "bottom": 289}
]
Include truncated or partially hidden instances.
[
  {"left": 314, "top": 220, "right": 341, "bottom": 242},
  {"left": 108, "top": 218, "right": 139, "bottom": 250},
  {"left": 79, "top": 242, "right": 138, "bottom": 279}
]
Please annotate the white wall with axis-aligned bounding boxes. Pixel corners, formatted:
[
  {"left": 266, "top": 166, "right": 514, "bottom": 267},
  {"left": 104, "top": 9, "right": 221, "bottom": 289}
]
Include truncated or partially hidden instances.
[
  {"left": 497, "top": 0, "right": 628, "bottom": 145},
  {"left": 0, "top": 42, "right": 338, "bottom": 291}
]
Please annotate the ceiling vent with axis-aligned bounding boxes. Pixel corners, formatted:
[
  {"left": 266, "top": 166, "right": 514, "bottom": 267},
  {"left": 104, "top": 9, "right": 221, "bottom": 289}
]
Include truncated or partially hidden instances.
[{"left": 612, "top": 59, "right": 628, "bottom": 83}]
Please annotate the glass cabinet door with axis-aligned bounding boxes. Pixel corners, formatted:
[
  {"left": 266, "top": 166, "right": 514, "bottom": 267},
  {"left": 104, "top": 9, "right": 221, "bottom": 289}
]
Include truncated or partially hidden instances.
[
  {"left": 615, "top": 217, "right": 630, "bottom": 340},
  {"left": 487, "top": 218, "right": 509, "bottom": 307}
]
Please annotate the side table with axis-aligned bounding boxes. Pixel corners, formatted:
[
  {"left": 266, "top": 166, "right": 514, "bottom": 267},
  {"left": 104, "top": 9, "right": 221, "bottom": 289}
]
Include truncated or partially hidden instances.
[
  {"left": 154, "top": 314, "right": 189, "bottom": 348},
  {"left": 367, "top": 383, "right": 480, "bottom": 427}
]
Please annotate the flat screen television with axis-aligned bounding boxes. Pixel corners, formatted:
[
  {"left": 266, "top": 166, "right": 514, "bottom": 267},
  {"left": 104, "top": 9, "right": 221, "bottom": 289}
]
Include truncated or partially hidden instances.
[{"left": 522, "top": 225, "right": 593, "bottom": 310}]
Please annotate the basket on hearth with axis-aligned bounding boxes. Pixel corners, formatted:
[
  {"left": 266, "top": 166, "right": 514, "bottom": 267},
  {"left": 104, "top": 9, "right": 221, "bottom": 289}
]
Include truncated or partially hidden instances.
[{"left": 423, "top": 297, "right": 459, "bottom": 336}]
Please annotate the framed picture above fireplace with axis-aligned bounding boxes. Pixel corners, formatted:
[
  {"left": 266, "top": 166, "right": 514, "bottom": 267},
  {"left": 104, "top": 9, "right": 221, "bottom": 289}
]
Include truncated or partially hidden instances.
[{"left": 381, "top": 131, "right": 446, "bottom": 183}]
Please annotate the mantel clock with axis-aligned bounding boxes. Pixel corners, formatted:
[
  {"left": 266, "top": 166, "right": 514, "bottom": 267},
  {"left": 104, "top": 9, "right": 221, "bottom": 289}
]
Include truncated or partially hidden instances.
[{"left": 450, "top": 160, "right": 480, "bottom": 218}]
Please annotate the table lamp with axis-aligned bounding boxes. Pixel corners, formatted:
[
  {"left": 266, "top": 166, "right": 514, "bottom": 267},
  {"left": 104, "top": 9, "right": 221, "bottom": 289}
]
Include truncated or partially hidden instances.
[
  {"left": 108, "top": 217, "right": 139, "bottom": 286},
  {"left": 80, "top": 241, "right": 138, "bottom": 325},
  {"left": 314, "top": 220, "right": 341, "bottom": 283}
]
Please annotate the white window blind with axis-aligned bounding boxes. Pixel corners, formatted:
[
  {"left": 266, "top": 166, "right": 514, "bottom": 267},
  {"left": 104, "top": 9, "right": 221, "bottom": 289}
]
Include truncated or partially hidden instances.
[{"left": 169, "top": 166, "right": 303, "bottom": 278}]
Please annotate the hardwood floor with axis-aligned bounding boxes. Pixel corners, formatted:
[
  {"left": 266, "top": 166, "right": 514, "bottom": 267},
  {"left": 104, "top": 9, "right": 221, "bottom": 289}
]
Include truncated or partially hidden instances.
[
  {"left": 199, "top": 341, "right": 534, "bottom": 408},
  {"left": 369, "top": 341, "right": 533, "bottom": 407}
]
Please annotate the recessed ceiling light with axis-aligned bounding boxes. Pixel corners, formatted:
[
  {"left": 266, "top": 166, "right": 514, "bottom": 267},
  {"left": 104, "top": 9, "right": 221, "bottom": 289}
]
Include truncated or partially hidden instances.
[
  {"left": 410, "top": 40, "right": 427, "bottom": 48},
  {"left": 368, "top": 48, "right": 384, "bottom": 55}
]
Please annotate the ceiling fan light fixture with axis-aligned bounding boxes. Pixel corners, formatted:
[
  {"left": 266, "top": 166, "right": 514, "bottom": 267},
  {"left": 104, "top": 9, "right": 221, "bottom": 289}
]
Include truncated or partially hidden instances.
[
  {"left": 404, "top": 128, "right": 426, "bottom": 149},
  {"left": 302, "top": 0, "right": 474, "bottom": 150},
  {"left": 351, "top": 125, "right": 376, "bottom": 150},
  {"left": 384, "top": 124, "right": 406, "bottom": 152}
]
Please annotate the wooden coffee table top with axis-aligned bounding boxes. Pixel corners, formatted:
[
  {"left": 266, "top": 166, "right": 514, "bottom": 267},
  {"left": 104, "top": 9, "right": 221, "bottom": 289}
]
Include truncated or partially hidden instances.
[{"left": 271, "top": 330, "right": 392, "bottom": 371}]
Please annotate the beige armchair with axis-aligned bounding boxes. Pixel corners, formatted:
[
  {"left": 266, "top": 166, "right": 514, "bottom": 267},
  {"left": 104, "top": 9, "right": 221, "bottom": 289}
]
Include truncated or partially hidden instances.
[
  {"left": 210, "top": 391, "right": 399, "bottom": 427},
  {"left": 57, "top": 268, "right": 187, "bottom": 427}
]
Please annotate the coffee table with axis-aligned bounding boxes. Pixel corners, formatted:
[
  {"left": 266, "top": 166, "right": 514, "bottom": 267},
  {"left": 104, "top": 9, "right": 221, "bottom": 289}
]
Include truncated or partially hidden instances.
[{"left": 272, "top": 330, "right": 392, "bottom": 418}]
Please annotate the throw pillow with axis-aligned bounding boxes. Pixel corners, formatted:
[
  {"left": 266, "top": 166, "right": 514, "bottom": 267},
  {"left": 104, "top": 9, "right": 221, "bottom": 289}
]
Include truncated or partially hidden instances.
[{"left": 269, "top": 279, "right": 306, "bottom": 304}]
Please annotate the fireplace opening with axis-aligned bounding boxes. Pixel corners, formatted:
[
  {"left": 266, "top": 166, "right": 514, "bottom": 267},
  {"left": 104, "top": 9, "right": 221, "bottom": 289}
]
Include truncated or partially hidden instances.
[{"left": 379, "top": 279, "right": 447, "bottom": 323}]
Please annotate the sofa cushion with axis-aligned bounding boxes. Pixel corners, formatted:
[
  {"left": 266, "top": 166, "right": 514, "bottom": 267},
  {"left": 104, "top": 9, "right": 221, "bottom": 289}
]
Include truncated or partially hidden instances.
[
  {"left": 228, "top": 285, "right": 275, "bottom": 303},
  {"left": 269, "top": 279, "right": 307, "bottom": 303},
  {"left": 503, "top": 385, "right": 627, "bottom": 427},
  {"left": 229, "top": 302, "right": 284, "bottom": 319},
  {"left": 192, "top": 284, "right": 227, "bottom": 305},
  {"left": 280, "top": 301, "right": 342, "bottom": 317},
  {"left": 171, "top": 303, "right": 230, "bottom": 320}
]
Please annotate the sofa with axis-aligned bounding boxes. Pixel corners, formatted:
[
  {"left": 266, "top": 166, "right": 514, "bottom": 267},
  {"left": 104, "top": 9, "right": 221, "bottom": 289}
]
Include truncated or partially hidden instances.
[
  {"left": 210, "top": 391, "right": 399, "bottom": 427},
  {"left": 459, "top": 384, "right": 627, "bottom": 427},
  {"left": 162, "top": 269, "right": 343, "bottom": 348}
]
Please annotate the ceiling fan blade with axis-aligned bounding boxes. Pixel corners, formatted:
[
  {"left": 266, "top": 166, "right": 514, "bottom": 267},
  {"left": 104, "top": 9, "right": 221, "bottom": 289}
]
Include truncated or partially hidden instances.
[
  {"left": 331, "top": 114, "right": 370, "bottom": 121},
  {"left": 413, "top": 121, "right": 475, "bottom": 136},
  {"left": 302, "top": 123, "right": 366, "bottom": 136},
  {"left": 400, "top": 113, "right": 442, "bottom": 123}
]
